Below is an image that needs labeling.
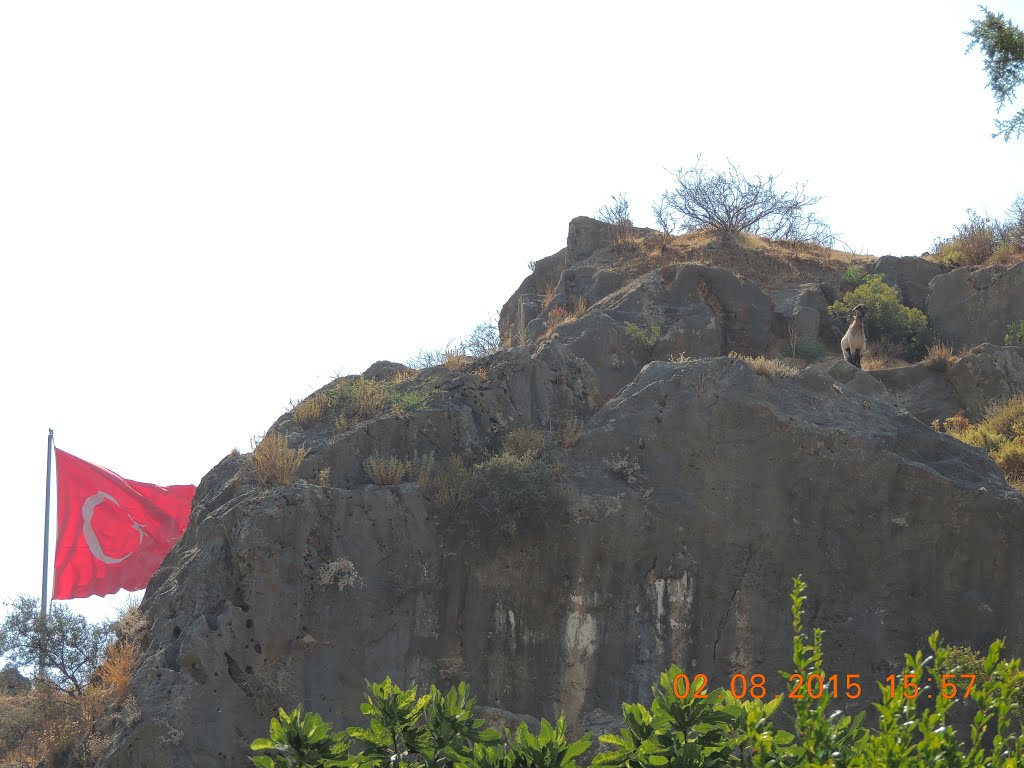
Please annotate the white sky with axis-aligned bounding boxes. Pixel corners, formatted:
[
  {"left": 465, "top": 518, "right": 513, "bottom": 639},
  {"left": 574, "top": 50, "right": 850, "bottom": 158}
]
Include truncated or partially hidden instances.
[{"left": 2, "top": 1, "right": 1023, "bottom": 629}]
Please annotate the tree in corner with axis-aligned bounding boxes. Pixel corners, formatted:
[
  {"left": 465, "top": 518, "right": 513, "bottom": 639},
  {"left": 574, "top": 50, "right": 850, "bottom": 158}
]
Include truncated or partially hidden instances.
[{"left": 967, "top": 5, "right": 1024, "bottom": 140}]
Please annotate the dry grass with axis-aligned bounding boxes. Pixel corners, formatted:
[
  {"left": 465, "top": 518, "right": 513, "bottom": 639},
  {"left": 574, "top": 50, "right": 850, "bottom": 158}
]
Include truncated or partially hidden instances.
[
  {"left": 363, "top": 452, "right": 434, "bottom": 486},
  {"left": 349, "top": 377, "right": 391, "bottom": 415},
  {"left": 94, "top": 641, "right": 139, "bottom": 703},
  {"left": 421, "top": 456, "right": 469, "bottom": 506},
  {"left": 554, "top": 410, "right": 582, "bottom": 448},
  {"left": 251, "top": 431, "right": 309, "bottom": 485},
  {"left": 861, "top": 341, "right": 910, "bottom": 371},
  {"left": 392, "top": 368, "right": 419, "bottom": 384},
  {"left": 291, "top": 391, "right": 330, "bottom": 429},
  {"left": 938, "top": 397, "right": 1024, "bottom": 492},
  {"left": 543, "top": 285, "right": 557, "bottom": 308},
  {"left": 443, "top": 349, "right": 472, "bottom": 370},
  {"left": 923, "top": 342, "right": 958, "bottom": 372},
  {"left": 619, "top": 229, "right": 873, "bottom": 293},
  {"left": 503, "top": 426, "right": 545, "bottom": 459},
  {"left": 316, "top": 467, "right": 331, "bottom": 487},
  {"left": 729, "top": 351, "right": 798, "bottom": 378},
  {"left": 540, "top": 298, "right": 589, "bottom": 340}
]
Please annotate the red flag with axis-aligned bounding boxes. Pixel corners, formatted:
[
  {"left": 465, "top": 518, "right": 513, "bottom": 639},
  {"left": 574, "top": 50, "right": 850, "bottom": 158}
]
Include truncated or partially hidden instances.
[{"left": 53, "top": 449, "right": 195, "bottom": 600}]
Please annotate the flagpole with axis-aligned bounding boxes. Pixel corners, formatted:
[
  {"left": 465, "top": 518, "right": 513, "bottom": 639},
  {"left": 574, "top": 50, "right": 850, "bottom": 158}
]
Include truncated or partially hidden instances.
[{"left": 41, "top": 428, "right": 53, "bottom": 619}]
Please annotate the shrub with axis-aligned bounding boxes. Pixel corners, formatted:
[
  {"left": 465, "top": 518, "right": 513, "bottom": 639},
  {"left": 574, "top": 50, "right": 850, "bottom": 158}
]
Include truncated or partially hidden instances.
[
  {"left": 838, "top": 265, "right": 868, "bottom": 292},
  {"left": 421, "top": 456, "right": 469, "bottom": 507},
  {"left": 729, "top": 351, "right": 798, "bottom": 378},
  {"left": 624, "top": 321, "right": 661, "bottom": 351},
  {"left": 252, "top": 432, "right": 309, "bottom": 486},
  {"left": 660, "top": 157, "right": 835, "bottom": 247},
  {"left": 554, "top": 410, "right": 582, "bottom": 448},
  {"left": 941, "top": 396, "right": 1024, "bottom": 491},
  {"left": 828, "top": 275, "right": 930, "bottom": 361},
  {"left": 1005, "top": 320, "right": 1024, "bottom": 345},
  {"left": 932, "top": 200, "right": 1024, "bottom": 268},
  {"left": 502, "top": 427, "right": 546, "bottom": 459},
  {"left": 794, "top": 338, "right": 827, "bottom": 362},
  {"left": 250, "top": 705, "right": 350, "bottom": 768},
  {"left": 463, "top": 453, "right": 568, "bottom": 537},
  {"left": 933, "top": 210, "right": 998, "bottom": 267}
]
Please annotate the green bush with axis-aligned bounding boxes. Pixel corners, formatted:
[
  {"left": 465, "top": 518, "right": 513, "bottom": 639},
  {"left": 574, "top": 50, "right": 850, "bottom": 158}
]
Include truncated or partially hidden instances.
[
  {"left": 250, "top": 706, "right": 349, "bottom": 768},
  {"left": 624, "top": 322, "right": 662, "bottom": 352},
  {"left": 837, "top": 265, "right": 868, "bottom": 292},
  {"left": 828, "top": 275, "right": 930, "bottom": 360},
  {"left": 793, "top": 338, "right": 827, "bottom": 362},
  {"left": 463, "top": 452, "right": 568, "bottom": 536},
  {"left": 1006, "top": 320, "right": 1024, "bottom": 345}
]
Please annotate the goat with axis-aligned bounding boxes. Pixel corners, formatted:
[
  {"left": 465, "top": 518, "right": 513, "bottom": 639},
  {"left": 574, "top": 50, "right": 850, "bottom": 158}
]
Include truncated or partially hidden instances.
[{"left": 841, "top": 304, "right": 868, "bottom": 368}]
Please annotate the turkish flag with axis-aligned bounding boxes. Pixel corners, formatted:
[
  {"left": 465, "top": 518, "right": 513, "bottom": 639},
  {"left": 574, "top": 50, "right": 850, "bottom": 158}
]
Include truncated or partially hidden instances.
[{"left": 53, "top": 449, "right": 195, "bottom": 600}]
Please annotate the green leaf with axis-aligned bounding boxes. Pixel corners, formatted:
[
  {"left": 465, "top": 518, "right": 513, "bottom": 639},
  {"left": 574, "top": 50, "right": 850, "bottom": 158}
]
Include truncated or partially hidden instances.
[
  {"left": 250, "top": 738, "right": 276, "bottom": 751},
  {"left": 250, "top": 757, "right": 275, "bottom": 768}
]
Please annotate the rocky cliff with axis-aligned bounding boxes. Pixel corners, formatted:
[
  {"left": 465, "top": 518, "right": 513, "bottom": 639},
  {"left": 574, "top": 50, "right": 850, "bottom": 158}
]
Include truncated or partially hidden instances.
[{"left": 99, "top": 219, "right": 1024, "bottom": 768}]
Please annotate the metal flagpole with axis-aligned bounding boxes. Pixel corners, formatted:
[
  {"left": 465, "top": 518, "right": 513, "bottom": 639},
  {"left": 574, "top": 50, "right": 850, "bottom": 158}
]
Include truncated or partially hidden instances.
[{"left": 39, "top": 430, "right": 53, "bottom": 675}]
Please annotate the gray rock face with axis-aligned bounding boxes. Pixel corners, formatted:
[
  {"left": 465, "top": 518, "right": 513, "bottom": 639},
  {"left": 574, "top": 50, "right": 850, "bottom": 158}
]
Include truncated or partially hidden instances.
[
  {"left": 868, "top": 255, "right": 943, "bottom": 311},
  {"left": 947, "top": 344, "right": 1024, "bottom": 418},
  {"left": 927, "top": 262, "right": 1024, "bottom": 348},
  {"left": 101, "top": 353, "right": 1024, "bottom": 768},
  {"left": 97, "top": 222, "right": 1024, "bottom": 768},
  {"left": 770, "top": 284, "right": 829, "bottom": 340},
  {"left": 550, "top": 265, "right": 775, "bottom": 399}
]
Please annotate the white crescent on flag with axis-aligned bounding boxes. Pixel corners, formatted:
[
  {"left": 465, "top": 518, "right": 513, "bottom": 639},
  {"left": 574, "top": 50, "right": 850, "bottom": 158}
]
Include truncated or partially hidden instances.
[{"left": 81, "top": 491, "right": 147, "bottom": 564}]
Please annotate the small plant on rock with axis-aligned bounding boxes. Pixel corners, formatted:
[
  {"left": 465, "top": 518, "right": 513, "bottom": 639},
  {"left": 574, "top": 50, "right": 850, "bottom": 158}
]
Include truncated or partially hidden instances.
[
  {"left": 1005, "top": 320, "right": 1024, "bottom": 345},
  {"left": 252, "top": 432, "right": 309, "bottom": 486},
  {"left": 624, "top": 321, "right": 661, "bottom": 352}
]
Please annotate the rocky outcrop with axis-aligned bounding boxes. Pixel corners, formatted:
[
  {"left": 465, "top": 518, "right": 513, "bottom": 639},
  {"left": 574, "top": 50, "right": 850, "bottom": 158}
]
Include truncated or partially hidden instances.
[
  {"left": 868, "top": 255, "right": 942, "bottom": 311},
  {"left": 97, "top": 221, "right": 1024, "bottom": 768},
  {"left": 547, "top": 264, "right": 775, "bottom": 399},
  {"left": 947, "top": 344, "right": 1024, "bottom": 418},
  {"left": 861, "top": 344, "right": 1024, "bottom": 424},
  {"left": 102, "top": 352, "right": 1024, "bottom": 768},
  {"left": 927, "top": 262, "right": 1024, "bottom": 348}
]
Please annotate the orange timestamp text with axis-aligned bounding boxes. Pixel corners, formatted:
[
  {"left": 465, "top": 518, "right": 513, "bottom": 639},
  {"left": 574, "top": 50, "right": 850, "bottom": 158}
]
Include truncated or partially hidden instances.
[{"left": 672, "top": 672, "right": 978, "bottom": 701}]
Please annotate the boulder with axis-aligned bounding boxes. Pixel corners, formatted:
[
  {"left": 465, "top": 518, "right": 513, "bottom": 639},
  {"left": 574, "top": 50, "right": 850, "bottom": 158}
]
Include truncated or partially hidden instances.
[
  {"left": 947, "top": 344, "right": 1024, "bottom": 419},
  {"left": 866, "top": 362, "right": 962, "bottom": 425},
  {"left": 770, "top": 284, "right": 829, "bottom": 340},
  {"left": 927, "top": 262, "right": 1024, "bottom": 348},
  {"left": 868, "top": 255, "right": 942, "bottom": 311}
]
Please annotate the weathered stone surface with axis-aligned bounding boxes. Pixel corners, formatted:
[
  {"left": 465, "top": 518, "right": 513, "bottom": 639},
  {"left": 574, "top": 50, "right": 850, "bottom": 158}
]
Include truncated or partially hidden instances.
[
  {"left": 770, "top": 284, "right": 828, "bottom": 340},
  {"left": 95, "top": 222, "right": 1024, "bottom": 768},
  {"left": 567, "top": 216, "right": 616, "bottom": 264},
  {"left": 823, "top": 359, "right": 893, "bottom": 402},
  {"left": 947, "top": 344, "right": 1024, "bottom": 419},
  {"left": 927, "top": 262, "right": 1024, "bottom": 347},
  {"left": 550, "top": 265, "right": 775, "bottom": 399},
  {"left": 499, "top": 249, "right": 567, "bottom": 346},
  {"left": 867, "top": 362, "right": 962, "bottom": 424},
  {"left": 101, "top": 353, "right": 1024, "bottom": 768},
  {"left": 868, "top": 255, "right": 942, "bottom": 311}
]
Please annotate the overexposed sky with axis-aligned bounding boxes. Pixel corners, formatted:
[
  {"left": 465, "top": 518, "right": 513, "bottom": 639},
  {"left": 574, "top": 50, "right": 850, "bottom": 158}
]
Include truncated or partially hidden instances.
[{"left": 2, "top": 1, "right": 1023, "bottom": 628}]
